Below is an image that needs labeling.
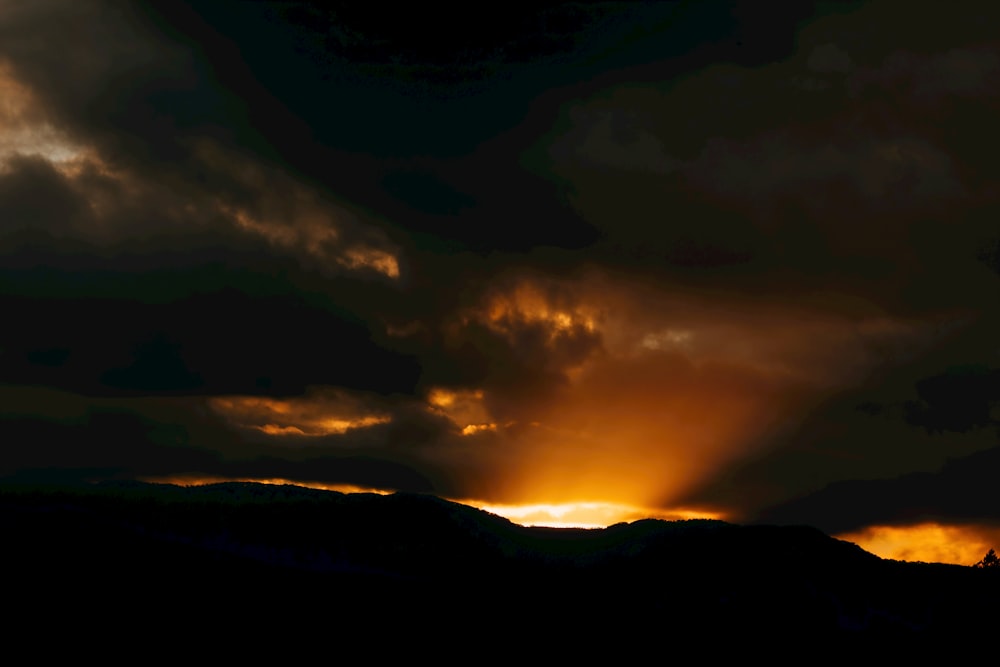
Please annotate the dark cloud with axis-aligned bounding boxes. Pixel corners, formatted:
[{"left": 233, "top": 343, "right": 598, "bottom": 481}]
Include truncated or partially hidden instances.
[
  {"left": 0, "top": 407, "right": 436, "bottom": 495},
  {"left": 0, "top": 288, "right": 421, "bottom": 397},
  {"left": 381, "top": 170, "right": 477, "bottom": 218},
  {"left": 682, "top": 360, "right": 1000, "bottom": 527},
  {"left": 1, "top": 1, "right": 999, "bottom": 557},
  {"left": 526, "top": 4, "right": 1000, "bottom": 319},
  {"left": 0, "top": 156, "right": 90, "bottom": 235},
  {"left": 755, "top": 445, "right": 1000, "bottom": 535},
  {"left": 0, "top": 409, "right": 214, "bottom": 482},
  {"left": 904, "top": 365, "right": 1000, "bottom": 434}
]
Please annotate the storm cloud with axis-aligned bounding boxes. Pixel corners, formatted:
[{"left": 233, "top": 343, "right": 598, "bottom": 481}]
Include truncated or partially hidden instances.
[{"left": 2, "top": 1, "right": 998, "bottom": 562}]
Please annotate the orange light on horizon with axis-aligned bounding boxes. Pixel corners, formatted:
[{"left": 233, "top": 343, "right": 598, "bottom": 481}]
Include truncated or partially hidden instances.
[
  {"left": 138, "top": 475, "right": 721, "bottom": 529},
  {"left": 836, "top": 522, "right": 1000, "bottom": 565},
  {"left": 138, "top": 477, "right": 1000, "bottom": 564},
  {"left": 456, "top": 499, "right": 724, "bottom": 528}
]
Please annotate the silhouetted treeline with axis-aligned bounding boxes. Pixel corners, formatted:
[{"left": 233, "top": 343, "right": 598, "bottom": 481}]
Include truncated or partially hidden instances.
[{"left": 3, "top": 480, "right": 998, "bottom": 654}]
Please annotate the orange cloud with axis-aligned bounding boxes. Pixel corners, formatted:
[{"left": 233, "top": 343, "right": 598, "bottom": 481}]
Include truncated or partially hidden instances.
[
  {"left": 460, "top": 423, "right": 498, "bottom": 436},
  {"left": 208, "top": 389, "right": 391, "bottom": 437},
  {"left": 447, "top": 276, "right": 606, "bottom": 388},
  {"left": 427, "top": 387, "right": 492, "bottom": 431},
  {"left": 337, "top": 245, "right": 401, "bottom": 278},
  {"left": 837, "top": 522, "right": 1000, "bottom": 565},
  {"left": 476, "top": 281, "right": 600, "bottom": 341}
]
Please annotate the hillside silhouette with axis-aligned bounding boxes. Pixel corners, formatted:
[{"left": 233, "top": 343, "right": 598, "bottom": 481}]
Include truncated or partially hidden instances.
[{"left": 3, "top": 480, "right": 997, "bottom": 653}]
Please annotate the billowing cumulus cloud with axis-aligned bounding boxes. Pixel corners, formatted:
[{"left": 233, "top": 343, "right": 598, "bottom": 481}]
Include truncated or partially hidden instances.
[{"left": 2, "top": 1, "right": 1000, "bottom": 563}]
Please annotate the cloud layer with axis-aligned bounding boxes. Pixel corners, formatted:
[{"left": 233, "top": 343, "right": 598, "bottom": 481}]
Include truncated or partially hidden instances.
[{"left": 2, "top": 1, "right": 998, "bottom": 561}]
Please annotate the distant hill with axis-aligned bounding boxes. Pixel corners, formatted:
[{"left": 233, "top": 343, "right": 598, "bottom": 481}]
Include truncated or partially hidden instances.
[{"left": 3, "top": 480, "right": 997, "bottom": 652}]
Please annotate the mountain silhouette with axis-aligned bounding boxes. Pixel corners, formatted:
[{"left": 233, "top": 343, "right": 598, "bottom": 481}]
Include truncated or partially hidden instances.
[{"left": 3, "top": 480, "right": 996, "bottom": 654}]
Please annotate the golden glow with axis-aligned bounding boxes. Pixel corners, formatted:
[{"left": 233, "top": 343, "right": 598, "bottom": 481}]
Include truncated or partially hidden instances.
[
  {"left": 142, "top": 476, "right": 720, "bottom": 529},
  {"left": 139, "top": 476, "right": 1000, "bottom": 567},
  {"left": 212, "top": 486, "right": 994, "bottom": 561},
  {"left": 258, "top": 424, "right": 307, "bottom": 436},
  {"left": 208, "top": 392, "right": 391, "bottom": 437},
  {"left": 428, "top": 388, "right": 455, "bottom": 408},
  {"left": 252, "top": 415, "right": 391, "bottom": 436},
  {"left": 460, "top": 423, "right": 498, "bottom": 436},
  {"left": 837, "top": 522, "right": 1000, "bottom": 565},
  {"left": 483, "top": 353, "right": 803, "bottom": 513},
  {"left": 462, "top": 499, "right": 723, "bottom": 528},
  {"left": 318, "top": 415, "right": 391, "bottom": 432},
  {"left": 428, "top": 387, "right": 483, "bottom": 409},
  {"left": 431, "top": 272, "right": 943, "bottom": 522}
]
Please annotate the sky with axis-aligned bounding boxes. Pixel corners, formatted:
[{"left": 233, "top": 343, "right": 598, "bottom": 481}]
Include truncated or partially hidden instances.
[{"left": 1, "top": 0, "right": 998, "bottom": 564}]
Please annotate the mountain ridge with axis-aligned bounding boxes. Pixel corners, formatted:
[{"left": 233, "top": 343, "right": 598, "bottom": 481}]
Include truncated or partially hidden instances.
[{"left": 3, "top": 479, "right": 996, "bottom": 648}]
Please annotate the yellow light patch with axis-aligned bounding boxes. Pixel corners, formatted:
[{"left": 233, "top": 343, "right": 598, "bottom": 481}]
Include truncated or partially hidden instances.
[{"left": 460, "top": 423, "right": 498, "bottom": 436}]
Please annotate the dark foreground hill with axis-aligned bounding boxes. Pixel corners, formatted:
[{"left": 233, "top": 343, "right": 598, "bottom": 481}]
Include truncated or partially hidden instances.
[{"left": 3, "top": 480, "right": 997, "bottom": 654}]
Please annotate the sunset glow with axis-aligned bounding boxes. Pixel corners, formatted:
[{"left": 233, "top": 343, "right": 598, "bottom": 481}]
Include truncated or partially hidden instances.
[
  {"left": 468, "top": 500, "right": 724, "bottom": 528},
  {"left": 3, "top": 0, "right": 999, "bottom": 575},
  {"left": 142, "top": 476, "right": 723, "bottom": 529},
  {"left": 836, "top": 523, "right": 1000, "bottom": 565},
  {"left": 150, "top": 474, "right": 1000, "bottom": 562}
]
